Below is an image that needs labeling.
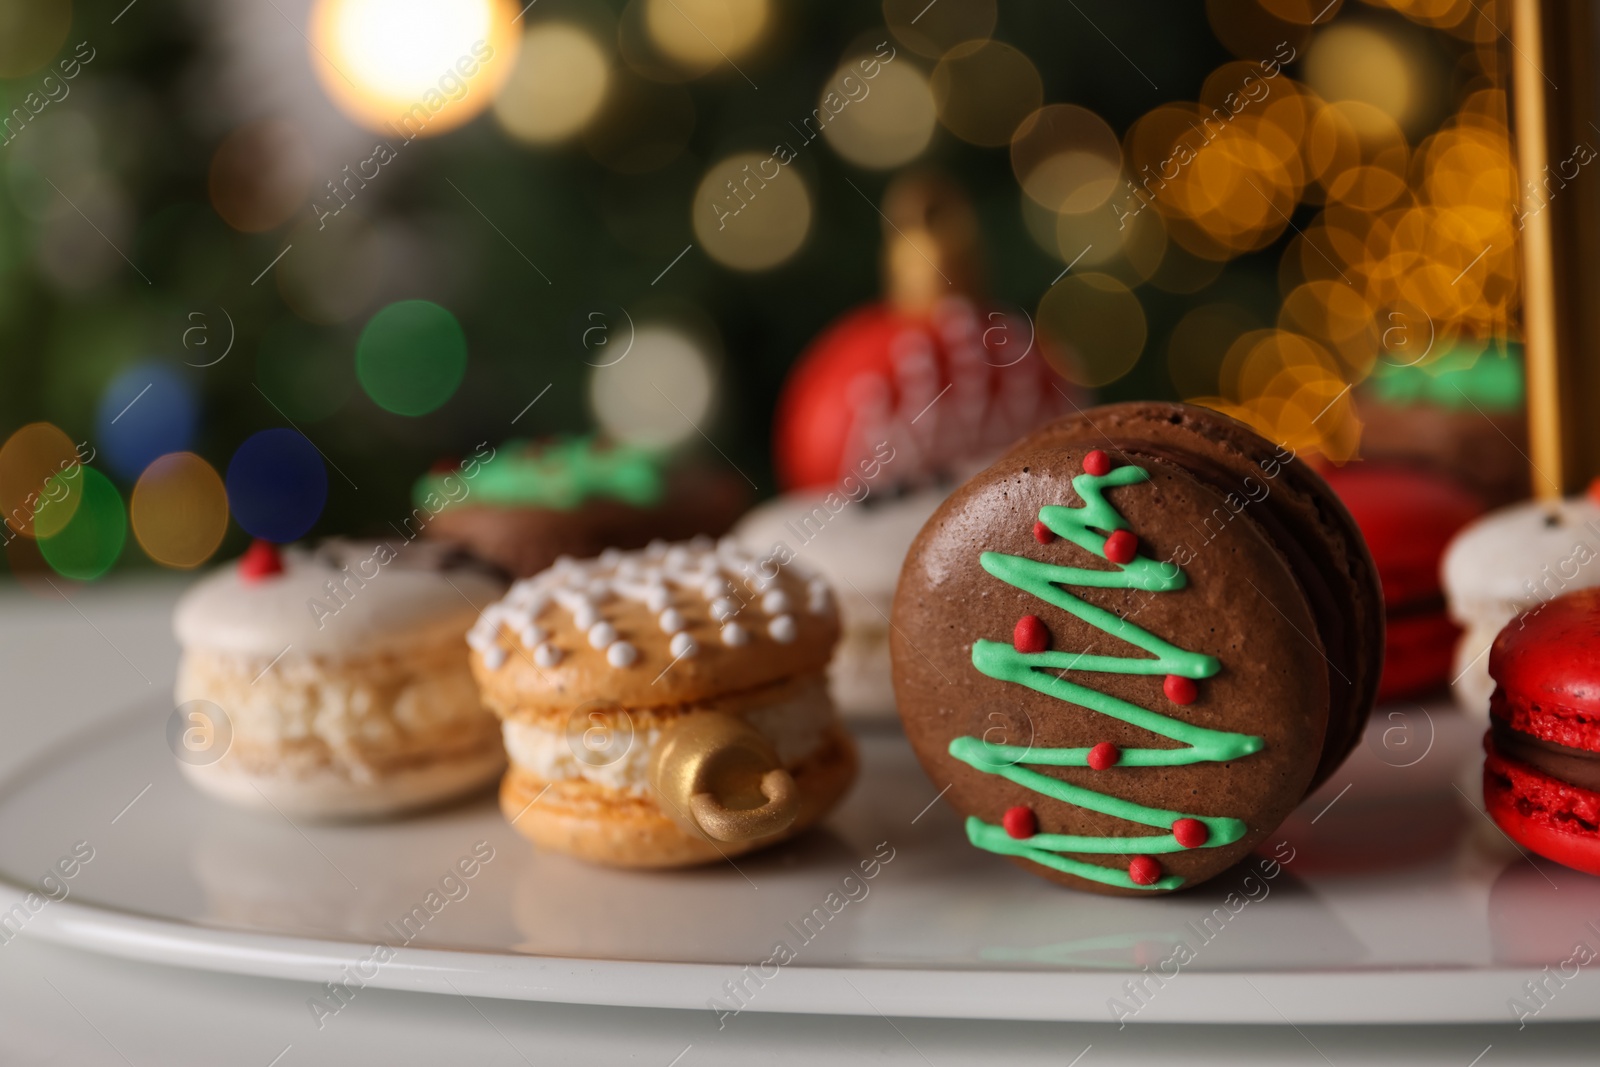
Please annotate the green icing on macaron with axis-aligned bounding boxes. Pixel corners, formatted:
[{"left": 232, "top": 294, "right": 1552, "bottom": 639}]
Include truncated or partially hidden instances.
[
  {"left": 1370, "top": 342, "right": 1524, "bottom": 411},
  {"left": 414, "top": 436, "right": 664, "bottom": 512}
]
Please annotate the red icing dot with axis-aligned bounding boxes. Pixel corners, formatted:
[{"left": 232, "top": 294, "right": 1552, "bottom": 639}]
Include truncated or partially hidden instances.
[
  {"left": 1104, "top": 529, "right": 1138, "bottom": 564},
  {"left": 1127, "top": 855, "right": 1163, "bottom": 887},
  {"left": 1002, "top": 805, "right": 1038, "bottom": 839},
  {"left": 1172, "top": 818, "right": 1210, "bottom": 849},
  {"left": 1032, "top": 520, "right": 1056, "bottom": 544},
  {"left": 1087, "top": 742, "right": 1120, "bottom": 770},
  {"left": 238, "top": 540, "right": 284, "bottom": 582},
  {"left": 1164, "top": 675, "right": 1198, "bottom": 705},
  {"left": 1013, "top": 615, "right": 1049, "bottom": 654},
  {"left": 1083, "top": 449, "right": 1111, "bottom": 477}
]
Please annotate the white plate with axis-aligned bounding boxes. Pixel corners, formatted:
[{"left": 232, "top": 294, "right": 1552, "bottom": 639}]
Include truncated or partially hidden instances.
[{"left": 2, "top": 697, "right": 1598, "bottom": 1025}]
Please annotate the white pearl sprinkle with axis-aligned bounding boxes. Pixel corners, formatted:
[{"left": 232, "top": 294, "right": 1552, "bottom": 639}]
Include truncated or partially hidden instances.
[
  {"left": 721, "top": 622, "right": 749, "bottom": 647},
  {"left": 659, "top": 608, "right": 686, "bottom": 633},
  {"left": 690, "top": 534, "right": 713, "bottom": 551},
  {"left": 645, "top": 586, "right": 671, "bottom": 613},
  {"left": 573, "top": 603, "right": 600, "bottom": 630},
  {"left": 762, "top": 590, "right": 791, "bottom": 615},
  {"left": 518, "top": 626, "right": 545, "bottom": 648},
  {"left": 712, "top": 597, "right": 738, "bottom": 621},
  {"left": 702, "top": 578, "right": 728, "bottom": 601},
  {"left": 646, "top": 539, "right": 668, "bottom": 558},
  {"left": 670, "top": 631, "right": 697, "bottom": 659},
  {"left": 482, "top": 646, "right": 507, "bottom": 670},
  {"left": 588, "top": 621, "right": 617, "bottom": 650},
  {"left": 467, "top": 626, "right": 497, "bottom": 652},
  {"left": 665, "top": 547, "right": 690, "bottom": 568},
  {"left": 807, "top": 580, "right": 832, "bottom": 614},
  {"left": 607, "top": 641, "right": 638, "bottom": 667},
  {"left": 599, "top": 547, "right": 623, "bottom": 566},
  {"left": 769, "top": 615, "right": 798, "bottom": 644},
  {"left": 534, "top": 643, "right": 562, "bottom": 668}
]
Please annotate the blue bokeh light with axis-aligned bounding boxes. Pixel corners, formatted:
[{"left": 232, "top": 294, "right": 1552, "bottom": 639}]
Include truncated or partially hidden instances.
[
  {"left": 95, "top": 362, "right": 199, "bottom": 483},
  {"left": 225, "top": 428, "right": 328, "bottom": 543}
]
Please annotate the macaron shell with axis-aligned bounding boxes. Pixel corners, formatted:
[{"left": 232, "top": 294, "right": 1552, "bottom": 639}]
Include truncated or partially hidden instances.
[
  {"left": 1379, "top": 610, "right": 1459, "bottom": 702},
  {"left": 1485, "top": 743, "right": 1600, "bottom": 876},
  {"left": 892, "top": 445, "right": 1330, "bottom": 894},
  {"left": 1443, "top": 495, "right": 1600, "bottom": 611},
  {"left": 1320, "top": 464, "right": 1483, "bottom": 607},
  {"left": 1489, "top": 586, "right": 1600, "bottom": 752}
]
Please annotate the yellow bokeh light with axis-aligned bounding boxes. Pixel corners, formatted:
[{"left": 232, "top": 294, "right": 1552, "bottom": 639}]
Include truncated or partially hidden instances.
[
  {"left": 692, "top": 151, "right": 812, "bottom": 271},
  {"left": 1304, "top": 23, "right": 1418, "bottom": 128},
  {"left": 589, "top": 324, "right": 716, "bottom": 449},
  {"left": 309, "top": 0, "right": 520, "bottom": 136},
  {"left": 494, "top": 23, "right": 610, "bottom": 144},
  {"left": 819, "top": 57, "right": 936, "bottom": 170},
  {"left": 1036, "top": 272, "right": 1147, "bottom": 388},
  {"left": 0, "top": 422, "right": 82, "bottom": 541},
  {"left": 645, "top": 0, "right": 768, "bottom": 70},
  {"left": 931, "top": 41, "right": 1042, "bottom": 148},
  {"left": 1012, "top": 105, "right": 1123, "bottom": 215},
  {"left": 883, "top": 0, "right": 996, "bottom": 58},
  {"left": 131, "top": 452, "right": 229, "bottom": 569}
]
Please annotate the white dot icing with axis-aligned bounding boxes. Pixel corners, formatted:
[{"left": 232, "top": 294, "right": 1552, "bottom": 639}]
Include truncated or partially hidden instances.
[
  {"left": 807, "top": 579, "right": 831, "bottom": 615},
  {"left": 587, "top": 621, "right": 617, "bottom": 650},
  {"left": 670, "top": 631, "right": 697, "bottom": 659},
  {"left": 645, "top": 586, "right": 671, "bottom": 613},
  {"left": 518, "top": 626, "right": 544, "bottom": 648},
  {"left": 721, "top": 622, "right": 749, "bottom": 647},
  {"left": 711, "top": 597, "right": 738, "bottom": 621},
  {"left": 606, "top": 641, "right": 637, "bottom": 667},
  {"left": 573, "top": 603, "right": 600, "bottom": 630},
  {"left": 702, "top": 578, "right": 729, "bottom": 601},
  {"left": 659, "top": 608, "right": 686, "bottom": 634},
  {"left": 482, "top": 646, "right": 507, "bottom": 670},
  {"left": 534, "top": 643, "right": 562, "bottom": 668},
  {"left": 762, "top": 590, "right": 791, "bottom": 615},
  {"left": 769, "top": 615, "right": 798, "bottom": 644},
  {"left": 599, "top": 547, "right": 623, "bottom": 566}
]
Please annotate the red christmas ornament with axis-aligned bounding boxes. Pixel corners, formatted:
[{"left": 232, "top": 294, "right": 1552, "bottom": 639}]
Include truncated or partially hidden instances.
[
  {"left": 1082, "top": 449, "right": 1111, "bottom": 477},
  {"left": 1013, "top": 615, "right": 1049, "bottom": 654},
  {"left": 1032, "top": 520, "right": 1055, "bottom": 544},
  {"left": 1172, "top": 818, "right": 1210, "bottom": 849},
  {"left": 1127, "top": 855, "right": 1163, "bottom": 887},
  {"left": 238, "top": 540, "right": 284, "bottom": 582},
  {"left": 1002, "top": 805, "right": 1038, "bottom": 839},
  {"left": 1163, "top": 675, "right": 1198, "bottom": 705},
  {"left": 1589, "top": 476, "right": 1600, "bottom": 508},
  {"left": 1104, "top": 529, "right": 1138, "bottom": 564},
  {"left": 1087, "top": 742, "right": 1120, "bottom": 770}
]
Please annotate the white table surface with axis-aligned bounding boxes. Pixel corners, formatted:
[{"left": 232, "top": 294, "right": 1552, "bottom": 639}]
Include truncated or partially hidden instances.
[{"left": 2, "top": 574, "right": 1597, "bottom": 1065}]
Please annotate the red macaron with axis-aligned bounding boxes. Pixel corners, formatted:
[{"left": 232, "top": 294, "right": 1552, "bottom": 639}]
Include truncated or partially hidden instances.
[
  {"left": 1484, "top": 587, "right": 1600, "bottom": 877},
  {"left": 1322, "top": 463, "right": 1484, "bottom": 702}
]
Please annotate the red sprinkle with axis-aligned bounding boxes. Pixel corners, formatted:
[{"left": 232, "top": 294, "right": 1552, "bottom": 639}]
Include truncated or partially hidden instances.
[
  {"left": 1104, "top": 529, "right": 1138, "bottom": 564},
  {"left": 1172, "top": 818, "right": 1210, "bottom": 849},
  {"left": 1032, "top": 520, "right": 1056, "bottom": 544},
  {"left": 1083, "top": 449, "right": 1111, "bottom": 477},
  {"left": 1127, "top": 855, "right": 1163, "bottom": 886},
  {"left": 1002, "top": 806, "right": 1038, "bottom": 839},
  {"left": 1013, "top": 615, "right": 1049, "bottom": 654},
  {"left": 1164, "top": 675, "right": 1198, "bottom": 705},
  {"left": 238, "top": 540, "right": 284, "bottom": 582},
  {"left": 1087, "top": 742, "right": 1120, "bottom": 770}
]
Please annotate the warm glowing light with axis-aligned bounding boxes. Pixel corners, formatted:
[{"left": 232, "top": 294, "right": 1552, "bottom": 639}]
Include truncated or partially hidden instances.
[
  {"left": 692, "top": 151, "right": 812, "bottom": 271},
  {"left": 931, "top": 41, "right": 1042, "bottom": 148},
  {"left": 209, "top": 120, "right": 314, "bottom": 233},
  {"left": 644, "top": 0, "right": 768, "bottom": 70},
  {"left": 883, "top": 0, "right": 996, "bottom": 58},
  {"left": 494, "top": 23, "right": 609, "bottom": 144},
  {"left": 131, "top": 453, "right": 229, "bottom": 569},
  {"left": 0, "top": 422, "right": 82, "bottom": 541},
  {"left": 589, "top": 324, "right": 715, "bottom": 449},
  {"left": 1036, "top": 273, "right": 1147, "bottom": 388},
  {"left": 820, "top": 58, "right": 936, "bottom": 170},
  {"left": 309, "top": 0, "right": 520, "bottom": 136},
  {"left": 1012, "top": 105, "right": 1123, "bottom": 215},
  {"left": 1304, "top": 23, "right": 1418, "bottom": 128},
  {"left": 0, "top": 0, "right": 71, "bottom": 78}
]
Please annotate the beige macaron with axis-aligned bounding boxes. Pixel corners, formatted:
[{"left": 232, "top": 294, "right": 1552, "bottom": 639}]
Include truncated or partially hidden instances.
[{"left": 469, "top": 536, "right": 858, "bottom": 868}]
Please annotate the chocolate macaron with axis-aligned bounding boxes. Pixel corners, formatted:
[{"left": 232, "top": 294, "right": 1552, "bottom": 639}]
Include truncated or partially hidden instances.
[{"left": 891, "top": 402, "right": 1381, "bottom": 894}]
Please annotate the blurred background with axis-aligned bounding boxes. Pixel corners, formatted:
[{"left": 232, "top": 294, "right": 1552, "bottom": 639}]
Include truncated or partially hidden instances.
[{"left": 0, "top": 0, "right": 1522, "bottom": 582}]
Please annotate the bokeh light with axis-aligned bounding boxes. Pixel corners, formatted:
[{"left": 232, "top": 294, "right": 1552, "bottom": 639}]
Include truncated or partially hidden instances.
[
  {"left": 1304, "top": 22, "right": 1420, "bottom": 130},
  {"left": 692, "top": 152, "right": 812, "bottom": 271},
  {"left": 0, "top": 422, "right": 81, "bottom": 540},
  {"left": 644, "top": 0, "right": 768, "bottom": 72},
  {"left": 131, "top": 452, "right": 229, "bottom": 569},
  {"left": 0, "top": 0, "right": 71, "bottom": 78},
  {"left": 883, "top": 0, "right": 996, "bottom": 58},
  {"left": 1036, "top": 272, "right": 1148, "bottom": 388},
  {"left": 308, "top": 0, "right": 520, "bottom": 136},
  {"left": 356, "top": 300, "right": 467, "bottom": 416},
  {"left": 37, "top": 467, "right": 125, "bottom": 581},
  {"left": 819, "top": 58, "right": 936, "bottom": 170},
  {"left": 226, "top": 429, "right": 329, "bottom": 543},
  {"left": 208, "top": 119, "right": 314, "bottom": 234},
  {"left": 494, "top": 23, "right": 610, "bottom": 144},
  {"left": 256, "top": 317, "right": 356, "bottom": 423},
  {"left": 589, "top": 323, "right": 715, "bottom": 449},
  {"left": 95, "top": 362, "right": 199, "bottom": 484},
  {"left": 1012, "top": 105, "right": 1123, "bottom": 214},
  {"left": 930, "top": 41, "right": 1042, "bottom": 147}
]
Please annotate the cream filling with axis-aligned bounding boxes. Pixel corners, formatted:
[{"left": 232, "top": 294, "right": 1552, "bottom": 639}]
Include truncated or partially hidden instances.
[{"left": 502, "top": 682, "right": 835, "bottom": 794}]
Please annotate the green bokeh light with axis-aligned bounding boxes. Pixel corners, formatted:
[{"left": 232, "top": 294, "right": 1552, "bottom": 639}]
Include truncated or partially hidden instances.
[
  {"left": 355, "top": 300, "right": 467, "bottom": 416},
  {"left": 38, "top": 466, "right": 126, "bottom": 580}
]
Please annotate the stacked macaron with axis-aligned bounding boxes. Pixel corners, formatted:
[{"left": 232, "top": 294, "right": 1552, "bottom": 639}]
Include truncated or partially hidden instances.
[
  {"left": 468, "top": 537, "right": 857, "bottom": 867},
  {"left": 1322, "top": 464, "right": 1484, "bottom": 702},
  {"left": 1442, "top": 485, "right": 1600, "bottom": 714},
  {"left": 173, "top": 539, "right": 507, "bottom": 818},
  {"left": 1483, "top": 587, "right": 1600, "bottom": 876}
]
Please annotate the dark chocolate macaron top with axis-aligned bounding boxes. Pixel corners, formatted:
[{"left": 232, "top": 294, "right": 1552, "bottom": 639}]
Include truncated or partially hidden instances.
[{"left": 891, "top": 402, "right": 1381, "bottom": 894}]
